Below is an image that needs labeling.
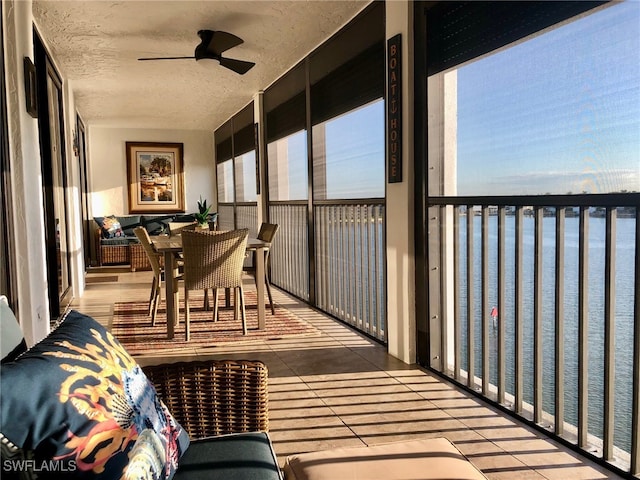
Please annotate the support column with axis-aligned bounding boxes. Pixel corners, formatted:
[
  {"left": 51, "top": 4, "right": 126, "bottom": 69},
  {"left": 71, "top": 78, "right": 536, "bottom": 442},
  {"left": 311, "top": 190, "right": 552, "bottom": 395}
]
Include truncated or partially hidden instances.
[
  {"left": 385, "top": 1, "right": 415, "bottom": 364},
  {"left": 253, "top": 92, "right": 265, "bottom": 225}
]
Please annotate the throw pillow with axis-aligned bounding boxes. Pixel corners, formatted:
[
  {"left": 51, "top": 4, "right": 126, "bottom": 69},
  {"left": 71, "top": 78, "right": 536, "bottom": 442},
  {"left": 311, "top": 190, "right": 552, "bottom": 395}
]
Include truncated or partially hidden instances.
[
  {"left": 94, "top": 216, "right": 124, "bottom": 239},
  {"left": 0, "top": 311, "right": 189, "bottom": 479}
]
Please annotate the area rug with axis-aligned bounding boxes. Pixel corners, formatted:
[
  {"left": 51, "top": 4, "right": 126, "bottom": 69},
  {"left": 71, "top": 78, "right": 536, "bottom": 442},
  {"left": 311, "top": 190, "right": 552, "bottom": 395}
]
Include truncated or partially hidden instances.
[{"left": 111, "top": 291, "right": 321, "bottom": 354}]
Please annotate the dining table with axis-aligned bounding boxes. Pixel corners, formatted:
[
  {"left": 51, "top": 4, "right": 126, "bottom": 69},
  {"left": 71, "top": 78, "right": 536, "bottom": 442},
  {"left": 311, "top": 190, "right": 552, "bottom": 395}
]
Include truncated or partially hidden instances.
[{"left": 152, "top": 234, "right": 271, "bottom": 339}]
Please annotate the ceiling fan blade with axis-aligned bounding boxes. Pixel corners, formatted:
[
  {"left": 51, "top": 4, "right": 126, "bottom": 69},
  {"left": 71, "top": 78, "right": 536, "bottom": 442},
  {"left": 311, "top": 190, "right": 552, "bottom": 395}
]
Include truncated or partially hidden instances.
[
  {"left": 138, "top": 56, "right": 195, "bottom": 61},
  {"left": 137, "top": 30, "right": 254, "bottom": 74},
  {"left": 208, "top": 31, "right": 244, "bottom": 56},
  {"left": 219, "top": 57, "right": 255, "bottom": 75}
]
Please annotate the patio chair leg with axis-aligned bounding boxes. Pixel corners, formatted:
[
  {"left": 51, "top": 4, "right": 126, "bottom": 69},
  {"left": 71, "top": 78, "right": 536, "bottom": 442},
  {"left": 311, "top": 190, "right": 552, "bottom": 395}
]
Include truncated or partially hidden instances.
[
  {"left": 265, "top": 275, "right": 275, "bottom": 315},
  {"left": 185, "top": 289, "right": 190, "bottom": 341},
  {"left": 148, "top": 276, "right": 157, "bottom": 315},
  {"left": 168, "top": 276, "right": 181, "bottom": 323},
  {"left": 204, "top": 288, "right": 209, "bottom": 310},
  {"left": 234, "top": 289, "right": 239, "bottom": 321},
  {"left": 212, "top": 288, "right": 219, "bottom": 322},
  {"left": 238, "top": 286, "right": 247, "bottom": 335},
  {"left": 174, "top": 291, "right": 180, "bottom": 324},
  {"left": 151, "top": 283, "right": 160, "bottom": 326}
]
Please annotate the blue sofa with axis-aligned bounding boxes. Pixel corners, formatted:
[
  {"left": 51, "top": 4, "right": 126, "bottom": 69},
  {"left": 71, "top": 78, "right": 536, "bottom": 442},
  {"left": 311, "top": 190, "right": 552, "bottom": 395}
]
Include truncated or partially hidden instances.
[{"left": 94, "top": 213, "right": 217, "bottom": 270}]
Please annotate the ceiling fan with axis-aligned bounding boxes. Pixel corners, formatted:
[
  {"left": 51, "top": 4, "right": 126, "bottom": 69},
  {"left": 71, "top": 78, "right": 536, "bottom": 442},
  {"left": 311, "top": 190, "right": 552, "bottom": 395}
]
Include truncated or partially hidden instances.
[{"left": 138, "top": 30, "right": 255, "bottom": 75}]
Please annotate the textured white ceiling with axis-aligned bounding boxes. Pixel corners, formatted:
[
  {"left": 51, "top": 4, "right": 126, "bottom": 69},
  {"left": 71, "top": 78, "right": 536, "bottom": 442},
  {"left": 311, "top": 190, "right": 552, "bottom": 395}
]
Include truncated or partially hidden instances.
[{"left": 32, "top": 0, "right": 369, "bottom": 131}]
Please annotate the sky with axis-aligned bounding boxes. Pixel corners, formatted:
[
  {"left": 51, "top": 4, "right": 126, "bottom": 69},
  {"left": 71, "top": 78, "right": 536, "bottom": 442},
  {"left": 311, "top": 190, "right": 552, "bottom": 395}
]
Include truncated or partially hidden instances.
[
  {"left": 322, "top": 101, "right": 385, "bottom": 199},
  {"left": 456, "top": 1, "right": 640, "bottom": 196},
  {"left": 269, "top": 1, "right": 639, "bottom": 200},
  {"left": 274, "top": 100, "right": 385, "bottom": 201}
]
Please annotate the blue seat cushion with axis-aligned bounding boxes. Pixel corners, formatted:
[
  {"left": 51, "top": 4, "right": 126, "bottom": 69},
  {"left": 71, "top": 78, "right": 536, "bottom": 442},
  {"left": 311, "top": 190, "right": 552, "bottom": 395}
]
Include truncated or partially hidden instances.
[
  {"left": 173, "top": 214, "right": 196, "bottom": 223},
  {"left": 115, "top": 215, "right": 142, "bottom": 237},
  {"left": 174, "top": 432, "right": 281, "bottom": 480},
  {"left": 141, "top": 215, "right": 175, "bottom": 235}
]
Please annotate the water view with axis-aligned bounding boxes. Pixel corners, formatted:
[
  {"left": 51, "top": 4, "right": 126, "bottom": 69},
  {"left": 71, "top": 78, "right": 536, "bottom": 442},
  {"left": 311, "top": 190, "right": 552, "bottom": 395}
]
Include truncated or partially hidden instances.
[{"left": 457, "top": 213, "right": 637, "bottom": 454}]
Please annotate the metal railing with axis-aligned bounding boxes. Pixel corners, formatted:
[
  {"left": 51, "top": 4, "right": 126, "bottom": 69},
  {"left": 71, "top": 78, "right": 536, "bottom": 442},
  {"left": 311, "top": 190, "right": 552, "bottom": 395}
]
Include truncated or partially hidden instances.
[
  {"left": 269, "top": 202, "right": 310, "bottom": 301},
  {"left": 268, "top": 200, "right": 386, "bottom": 342},
  {"left": 217, "top": 204, "right": 234, "bottom": 231},
  {"left": 426, "top": 196, "right": 639, "bottom": 477},
  {"left": 315, "top": 202, "right": 386, "bottom": 341},
  {"left": 236, "top": 204, "right": 258, "bottom": 238},
  {"left": 216, "top": 203, "right": 257, "bottom": 237}
]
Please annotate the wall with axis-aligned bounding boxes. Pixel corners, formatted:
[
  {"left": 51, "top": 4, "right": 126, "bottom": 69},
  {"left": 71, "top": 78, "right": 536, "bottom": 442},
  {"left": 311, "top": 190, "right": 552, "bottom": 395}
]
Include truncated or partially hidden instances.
[
  {"left": 87, "top": 127, "right": 216, "bottom": 217},
  {"left": 3, "top": 0, "right": 50, "bottom": 345},
  {"left": 62, "top": 70, "right": 84, "bottom": 300}
]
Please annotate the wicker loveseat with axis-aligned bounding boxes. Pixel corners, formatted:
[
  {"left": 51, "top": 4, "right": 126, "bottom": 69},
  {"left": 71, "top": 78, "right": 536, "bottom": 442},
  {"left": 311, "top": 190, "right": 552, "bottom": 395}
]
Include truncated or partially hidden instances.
[
  {"left": 94, "top": 213, "right": 216, "bottom": 271},
  {"left": 0, "top": 309, "right": 281, "bottom": 480}
]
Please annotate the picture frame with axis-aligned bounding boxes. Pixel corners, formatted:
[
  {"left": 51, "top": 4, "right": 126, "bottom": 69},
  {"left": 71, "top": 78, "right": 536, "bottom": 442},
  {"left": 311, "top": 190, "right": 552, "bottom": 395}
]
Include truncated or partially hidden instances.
[
  {"left": 126, "top": 141, "right": 185, "bottom": 213},
  {"left": 23, "top": 57, "right": 38, "bottom": 118}
]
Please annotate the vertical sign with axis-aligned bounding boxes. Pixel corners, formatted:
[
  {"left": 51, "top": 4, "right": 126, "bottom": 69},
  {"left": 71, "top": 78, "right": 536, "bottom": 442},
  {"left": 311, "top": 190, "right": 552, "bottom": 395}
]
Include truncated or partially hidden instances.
[{"left": 387, "top": 34, "right": 402, "bottom": 183}]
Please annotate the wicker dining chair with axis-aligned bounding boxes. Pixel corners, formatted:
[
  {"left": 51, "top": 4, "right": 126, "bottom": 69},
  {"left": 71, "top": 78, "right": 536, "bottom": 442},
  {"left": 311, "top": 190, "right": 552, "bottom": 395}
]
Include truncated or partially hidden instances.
[
  {"left": 133, "top": 226, "right": 169, "bottom": 325},
  {"left": 244, "top": 223, "right": 279, "bottom": 315},
  {"left": 181, "top": 229, "right": 249, "bottom": 341},
  {"left": 168, "top": 221, "right": 197, "bottom": 236}
]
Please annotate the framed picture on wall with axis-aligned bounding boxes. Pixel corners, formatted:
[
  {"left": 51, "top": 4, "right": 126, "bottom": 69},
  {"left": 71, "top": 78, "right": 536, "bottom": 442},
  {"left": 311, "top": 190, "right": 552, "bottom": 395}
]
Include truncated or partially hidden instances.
[{"left": 126, "top": 141, "right": 185, "bottom": 213}]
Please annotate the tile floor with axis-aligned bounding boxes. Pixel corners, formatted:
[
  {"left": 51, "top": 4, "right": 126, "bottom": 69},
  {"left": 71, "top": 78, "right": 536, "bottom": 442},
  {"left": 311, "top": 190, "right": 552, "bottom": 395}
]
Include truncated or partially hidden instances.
[{"left": 71, "top": 268, "right": 626, "bottom": 480}]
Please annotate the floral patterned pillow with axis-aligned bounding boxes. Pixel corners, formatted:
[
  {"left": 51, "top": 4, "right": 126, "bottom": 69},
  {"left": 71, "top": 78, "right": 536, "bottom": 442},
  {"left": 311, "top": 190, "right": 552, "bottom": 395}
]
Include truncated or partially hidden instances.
[
  {"left": 95, "top": 216, "right": 125, "bottom": 239},
  {"left": 0, "top": 311, "right": 189, "bottom": 479}
]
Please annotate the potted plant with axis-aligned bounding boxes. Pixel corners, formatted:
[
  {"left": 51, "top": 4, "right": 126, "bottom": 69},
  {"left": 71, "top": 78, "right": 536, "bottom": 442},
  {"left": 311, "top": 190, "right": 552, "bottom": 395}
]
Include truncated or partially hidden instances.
[{"left": 194, "top": 196, "right": 211, "bottom": 230}]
